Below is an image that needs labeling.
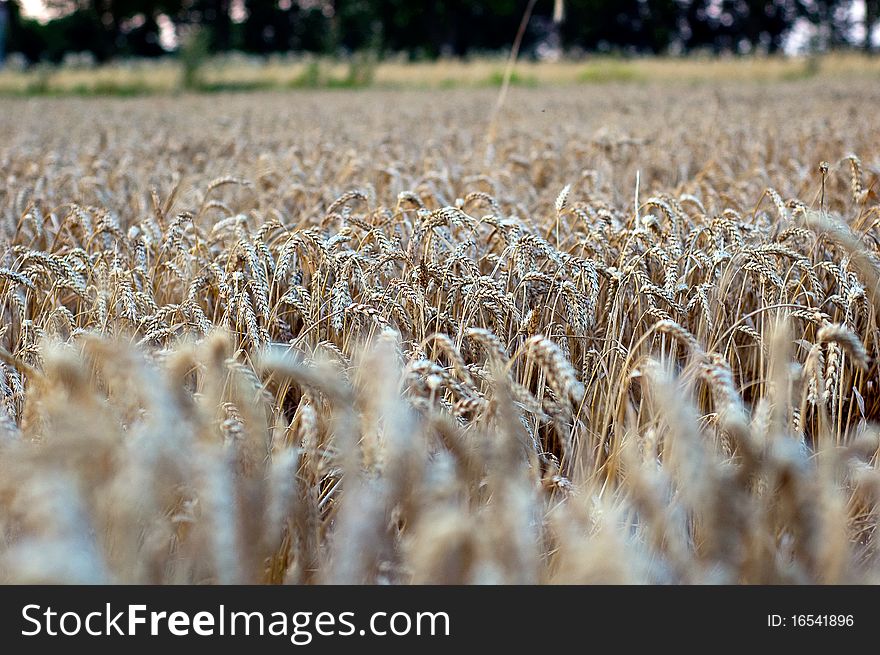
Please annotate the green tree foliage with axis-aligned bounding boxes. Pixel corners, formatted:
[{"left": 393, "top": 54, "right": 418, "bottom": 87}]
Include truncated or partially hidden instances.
[
  {"left": 2, "top": 0, "right": 869, "bottom": 64},
  {"left": 867, "top": 0, "right": 879, "bottom": 50},
  {"left": 240, "top": 0, "right": 329, "bottom": 53},
  {"left": 5, "top": 0, "right": 182, "bottom": 61},
  {"left": 0, "top": 1, "right": 8, "bottom": 65},
  {"left": 794, "top": 0, "right": 854, "bottom": 47}
]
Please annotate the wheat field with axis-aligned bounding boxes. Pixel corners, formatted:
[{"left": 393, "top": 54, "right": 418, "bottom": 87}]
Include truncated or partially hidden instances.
[{"left": 1, "top": 79, "right": 879, "bottom": 584}]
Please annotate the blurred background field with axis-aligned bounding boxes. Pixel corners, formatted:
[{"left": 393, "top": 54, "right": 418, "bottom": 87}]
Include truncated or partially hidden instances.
[
  {"left": 0, "top": 52, "right": 879, "bottom": 95},
  {"left": 1, "top": 1, "right": 880, "bottom": 95}
]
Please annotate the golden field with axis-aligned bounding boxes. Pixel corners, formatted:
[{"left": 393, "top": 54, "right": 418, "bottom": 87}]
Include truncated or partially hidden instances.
[{"left": 1, "top": 76, "right": 880, "bottom": 583}]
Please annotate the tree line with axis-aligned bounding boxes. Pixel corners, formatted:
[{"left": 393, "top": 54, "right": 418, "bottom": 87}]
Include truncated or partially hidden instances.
[{"left": 1, "top": 0, "right": 878, "bottom": 65}]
